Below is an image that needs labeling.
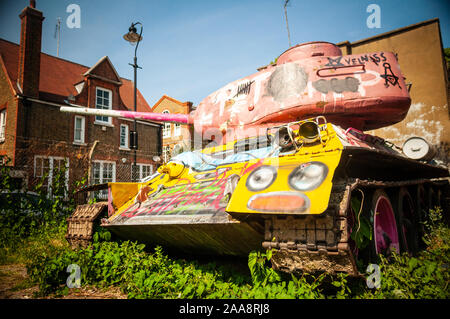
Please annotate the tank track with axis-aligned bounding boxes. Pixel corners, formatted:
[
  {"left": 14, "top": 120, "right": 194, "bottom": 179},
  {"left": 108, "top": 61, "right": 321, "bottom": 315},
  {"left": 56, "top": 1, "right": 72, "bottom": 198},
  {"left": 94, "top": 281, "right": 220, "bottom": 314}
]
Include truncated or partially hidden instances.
[
  {"left": 65, "top": 202, "right": 108, "bottom": 249},
  {"left": 263, "top": 177, "right": 449, "bottom": 276}
]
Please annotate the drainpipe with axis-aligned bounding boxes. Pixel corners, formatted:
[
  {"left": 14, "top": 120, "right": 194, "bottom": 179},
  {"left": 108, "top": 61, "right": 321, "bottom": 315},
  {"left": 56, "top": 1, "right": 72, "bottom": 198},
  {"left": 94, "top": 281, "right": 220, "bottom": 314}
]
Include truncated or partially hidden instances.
[{"left": 87, "top": 140, "right": 99, "bottom": 185}]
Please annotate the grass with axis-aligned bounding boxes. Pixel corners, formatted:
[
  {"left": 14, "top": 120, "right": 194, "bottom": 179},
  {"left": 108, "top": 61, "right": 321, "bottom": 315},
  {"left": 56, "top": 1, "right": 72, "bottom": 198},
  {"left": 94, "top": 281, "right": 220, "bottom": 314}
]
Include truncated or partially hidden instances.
[{"left": 5, "top": 207, "right": 444, "bottom": 299}]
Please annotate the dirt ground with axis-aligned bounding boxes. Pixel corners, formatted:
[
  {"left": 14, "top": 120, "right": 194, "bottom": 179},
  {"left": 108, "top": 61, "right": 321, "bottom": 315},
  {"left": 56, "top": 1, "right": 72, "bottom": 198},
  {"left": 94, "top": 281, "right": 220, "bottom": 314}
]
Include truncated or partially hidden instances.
[{"left": 0, "top": 264, "right": 127, "bottom": 299}]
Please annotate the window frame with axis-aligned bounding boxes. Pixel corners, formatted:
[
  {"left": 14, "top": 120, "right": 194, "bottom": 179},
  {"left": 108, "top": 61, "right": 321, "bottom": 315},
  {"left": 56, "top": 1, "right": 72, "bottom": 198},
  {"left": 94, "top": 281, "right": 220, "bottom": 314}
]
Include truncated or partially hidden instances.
[
  {"left": 173, "top": 123, "right": 181, "bottom": 137},
  {"left": 33, "top": 155, "right": 70, "bottom": 197},
  {"left": 94, "top": 87, "right": 113, "bottom": 125},
  {"left": 91, "top": 160, "right": 116, "bottom": 199},
  {"left": 91, "top": 160, "right": 116, "bottom": 184},
  {"left": 162, "top": 145, "right": 171, "bottom": 163},
  {"left": 0, "top": 109, "right": 6, "bottom": 142},
  {"left": 162, "top": 110, "right": 171, "bottom": 138},
  {"left": 131, "top": 163, "right": 153, "bottom": 181},
  {"left": 73, "top": 115, "right": 85, "bottom": 144},
  {"left": 119, "top": 124, "right": 129, "bottom": 149}
]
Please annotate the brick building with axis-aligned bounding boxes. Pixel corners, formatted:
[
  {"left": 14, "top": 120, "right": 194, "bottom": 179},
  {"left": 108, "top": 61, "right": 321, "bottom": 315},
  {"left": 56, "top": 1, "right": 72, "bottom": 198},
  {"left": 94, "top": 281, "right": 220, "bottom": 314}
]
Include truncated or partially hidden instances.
[
  {"left": 337, "top": 18, "right": 449, "bottom": 164},
  {"left": 0, "top": 1, "right": 162, "bottom": 196},
  {"left": 151, "top": 95, "right": 194, "bottom": 163}
]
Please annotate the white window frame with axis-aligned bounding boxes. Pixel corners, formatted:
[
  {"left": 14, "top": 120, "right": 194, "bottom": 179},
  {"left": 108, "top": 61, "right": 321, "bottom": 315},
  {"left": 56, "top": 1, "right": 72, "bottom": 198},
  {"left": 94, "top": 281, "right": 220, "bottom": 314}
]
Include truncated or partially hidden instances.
[
  {"left": 162, "top": 110, "right": 171, "bottom": 138},
  {"left": 91, "top": 160, "right": 116, "bottom": 199},
  {"left": 92, "top": 160, "right": 116, "bottom": 184},
  {"left": 0, "top": 109, "right": 6, "bottom": 142},
  {"left": 131, "top": 163, "right": 153, "bottom": 181},
  {"left": 33, "top": 156, "right": 70, "bottom": 197},
  {"left": 163, "top": 145, "right": 171, "bottom": 163},
  {"left": 94, "top": 87, "right": 112, "bottom": 125},
  {"left": 73, "top": 115, "right": 85, "bottom": 144},
  {"left": 119, "top": 124, "right": 129, "bottom": 149},
  {"left": 174, "top": 123, "right": 181, "bottom": 137}
]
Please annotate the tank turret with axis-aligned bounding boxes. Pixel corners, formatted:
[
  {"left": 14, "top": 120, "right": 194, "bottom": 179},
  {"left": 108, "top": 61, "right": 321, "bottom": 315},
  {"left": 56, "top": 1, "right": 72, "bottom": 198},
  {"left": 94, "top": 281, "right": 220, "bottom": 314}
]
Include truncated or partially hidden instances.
[{"left": 62, "top": 41, "right": 411, "bottom": 144}]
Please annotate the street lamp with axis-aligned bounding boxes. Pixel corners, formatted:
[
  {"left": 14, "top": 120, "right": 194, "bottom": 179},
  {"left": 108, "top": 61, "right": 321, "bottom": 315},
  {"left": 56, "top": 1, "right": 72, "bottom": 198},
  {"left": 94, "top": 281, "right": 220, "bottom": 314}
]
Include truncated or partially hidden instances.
[{"left": 123, "top": 22, "right": 143, "bottom": 181}]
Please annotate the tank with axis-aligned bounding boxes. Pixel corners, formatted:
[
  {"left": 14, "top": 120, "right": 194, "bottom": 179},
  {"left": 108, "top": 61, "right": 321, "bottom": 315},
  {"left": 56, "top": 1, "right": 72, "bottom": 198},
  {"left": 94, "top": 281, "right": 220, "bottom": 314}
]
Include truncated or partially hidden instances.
[{"left": 62, "top": 42, "right": 449, "bottom": 275}]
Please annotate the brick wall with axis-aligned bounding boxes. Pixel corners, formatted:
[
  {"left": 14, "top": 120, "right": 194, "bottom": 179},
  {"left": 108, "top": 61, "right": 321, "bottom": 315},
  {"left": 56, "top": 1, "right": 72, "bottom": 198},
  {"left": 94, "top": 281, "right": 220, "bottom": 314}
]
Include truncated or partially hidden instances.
[
  {"left": 152, "top": 96, "right": 194, "bottom": 161},
  {"left": 0, "top": 60, "right": 17, "bottom": 165},
  {"left": 12, "top": 98, "right": 161, "bottom": 192}
]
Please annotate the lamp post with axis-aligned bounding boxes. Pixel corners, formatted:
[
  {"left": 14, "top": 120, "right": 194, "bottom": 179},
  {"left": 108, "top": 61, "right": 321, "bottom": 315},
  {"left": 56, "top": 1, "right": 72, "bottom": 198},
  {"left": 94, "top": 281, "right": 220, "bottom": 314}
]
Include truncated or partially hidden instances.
[{"left": 123, "top": 22, "right": 143, "bottom": 181}]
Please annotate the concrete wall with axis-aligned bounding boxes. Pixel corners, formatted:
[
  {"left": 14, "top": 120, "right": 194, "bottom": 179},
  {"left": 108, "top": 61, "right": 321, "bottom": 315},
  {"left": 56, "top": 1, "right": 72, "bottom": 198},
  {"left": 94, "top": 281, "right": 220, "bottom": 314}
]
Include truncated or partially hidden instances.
[{"left": 338, "top": 19, "right": 449, "bottom": 163}]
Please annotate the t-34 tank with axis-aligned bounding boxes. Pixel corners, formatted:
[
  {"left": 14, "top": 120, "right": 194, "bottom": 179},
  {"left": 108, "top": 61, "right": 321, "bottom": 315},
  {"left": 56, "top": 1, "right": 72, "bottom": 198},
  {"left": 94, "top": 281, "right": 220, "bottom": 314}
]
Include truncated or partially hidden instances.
[{"left": 62, "top": 42, "right": 449, "bottom": 275}]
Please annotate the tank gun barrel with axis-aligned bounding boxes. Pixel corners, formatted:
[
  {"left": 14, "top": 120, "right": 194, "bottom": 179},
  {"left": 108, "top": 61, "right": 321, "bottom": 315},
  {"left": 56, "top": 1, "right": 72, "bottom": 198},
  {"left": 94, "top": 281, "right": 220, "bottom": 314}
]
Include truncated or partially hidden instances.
[{"left": 60, "top": 106, "right": 192, "bottom": 124}]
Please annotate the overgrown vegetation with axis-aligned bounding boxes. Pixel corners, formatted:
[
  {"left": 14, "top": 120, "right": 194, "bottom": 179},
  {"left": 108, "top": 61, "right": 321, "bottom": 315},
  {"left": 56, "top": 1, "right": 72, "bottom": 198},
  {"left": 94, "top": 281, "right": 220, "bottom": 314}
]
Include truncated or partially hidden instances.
[
  {"left": 0, "top": 157, "right": 77, "bottom": 264},
  {"left": 1, "top": 158, "right": 449, "bottom": 298}
]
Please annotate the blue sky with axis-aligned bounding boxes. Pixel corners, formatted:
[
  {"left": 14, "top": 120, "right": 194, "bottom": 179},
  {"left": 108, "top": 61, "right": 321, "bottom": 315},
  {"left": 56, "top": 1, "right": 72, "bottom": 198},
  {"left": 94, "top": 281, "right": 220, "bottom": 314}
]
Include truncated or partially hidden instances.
[{"left": 0, "top": 0, "right": 449, "bottom": 107}]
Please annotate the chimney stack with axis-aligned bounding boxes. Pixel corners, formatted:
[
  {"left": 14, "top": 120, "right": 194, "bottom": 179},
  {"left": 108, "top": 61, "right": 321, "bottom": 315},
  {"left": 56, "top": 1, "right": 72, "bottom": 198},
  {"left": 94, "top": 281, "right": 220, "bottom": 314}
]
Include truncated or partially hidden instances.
[{"left": 17, "top": 0, "right": 44, "bottom": 98}]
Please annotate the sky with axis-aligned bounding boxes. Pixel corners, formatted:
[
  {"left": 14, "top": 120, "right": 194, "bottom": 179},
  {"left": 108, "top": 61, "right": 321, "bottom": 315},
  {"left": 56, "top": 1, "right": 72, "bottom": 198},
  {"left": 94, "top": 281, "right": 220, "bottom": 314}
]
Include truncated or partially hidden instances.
[{"left": 0, "top": 0, "right": 449, "bottom": 107}]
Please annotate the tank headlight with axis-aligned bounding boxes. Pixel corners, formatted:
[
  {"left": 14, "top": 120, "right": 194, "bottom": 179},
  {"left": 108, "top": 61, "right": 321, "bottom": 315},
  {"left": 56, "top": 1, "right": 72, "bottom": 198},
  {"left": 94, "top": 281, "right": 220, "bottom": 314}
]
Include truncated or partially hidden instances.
[
  {"left": 288, "top": 162, "right": 328, "bottom": 191},
  {"left": 246, "top": 166, "right": 277, "bottom": 192}
]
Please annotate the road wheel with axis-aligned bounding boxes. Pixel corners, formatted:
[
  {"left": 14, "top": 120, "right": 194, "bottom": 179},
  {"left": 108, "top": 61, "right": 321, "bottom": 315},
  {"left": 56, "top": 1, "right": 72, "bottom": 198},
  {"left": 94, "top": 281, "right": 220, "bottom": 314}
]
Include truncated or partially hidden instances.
[
  {"left": 392, "top": 187, "right": 418, "bottom": 255},
  {"left": 371, "top": 189, "right": 400, "bottom": 256}
]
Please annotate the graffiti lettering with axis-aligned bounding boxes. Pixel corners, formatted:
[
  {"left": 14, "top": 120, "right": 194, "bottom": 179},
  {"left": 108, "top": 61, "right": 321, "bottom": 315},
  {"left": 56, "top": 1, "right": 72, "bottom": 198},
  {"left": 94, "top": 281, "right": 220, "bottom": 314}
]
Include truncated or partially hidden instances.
[
  {"left": 343, "top": 53, "right": 386, "bottom": 66},
  {"left": 120, "top": 170, "right": 232, "bottom": 219},
  {"left": 380, "top": 62, "right": 400, "bottom": 88},
  {"left": 325, "top": 56, "right": 344, "bottom": 67},
  {"left": 234, "top": 81, "right": 254, "bottom": 98},
  {"left": 312, "top": 77, "right": 360, "bottom": 94}
]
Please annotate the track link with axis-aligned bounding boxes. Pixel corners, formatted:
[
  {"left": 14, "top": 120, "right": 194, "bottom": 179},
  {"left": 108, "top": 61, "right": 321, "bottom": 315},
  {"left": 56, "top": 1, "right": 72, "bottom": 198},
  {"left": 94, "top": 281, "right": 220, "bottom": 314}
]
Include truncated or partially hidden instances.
[{"left": 263, "top": 177, "right": 449, "bottom": 275}]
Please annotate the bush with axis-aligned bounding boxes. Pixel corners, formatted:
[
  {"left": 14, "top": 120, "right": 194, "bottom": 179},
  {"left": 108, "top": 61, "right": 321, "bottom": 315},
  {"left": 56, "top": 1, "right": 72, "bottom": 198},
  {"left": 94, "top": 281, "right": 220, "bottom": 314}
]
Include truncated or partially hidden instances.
[
  {"left": 360, "top": 207, "right": 450, "bottom": 299},
  {"left": 0, "top": 157, "right": 77, "bottom": 253}
]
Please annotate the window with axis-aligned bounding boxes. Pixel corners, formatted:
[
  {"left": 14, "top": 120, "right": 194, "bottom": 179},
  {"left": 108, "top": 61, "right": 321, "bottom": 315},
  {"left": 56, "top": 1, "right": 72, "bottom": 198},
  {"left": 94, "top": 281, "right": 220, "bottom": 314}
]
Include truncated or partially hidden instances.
[
  {"left": 92, "top": 161, "right": 116, "bottom": 184},
  {"left": 174, "top": 123, "right": 181, "bottom": 137},
  {"left": 120, "top": 124, "right": 129, "bottom": 149},
  {"left": 74, "top": 116, "right": 85, "bottom": 143},
  {"left": 131, "top": 164, "right": 153, "bottom": 181},
  {"left": 34, "top": 156, "right": 69, "bottom": 197},
  {"left": 162, "top": 110, "right": 171, "bottom": 138},
  {"left": 0, "top": 109, "right": 6, "bottom": 142},
  {"left": 163, "top": 145, "right": 171, "bottom": 163},
  {"left": 92, "top": 160, "right": 116, "bottom": 199},
  {"left": 95, "top": 87, "right": 112, "bottom": 124}
]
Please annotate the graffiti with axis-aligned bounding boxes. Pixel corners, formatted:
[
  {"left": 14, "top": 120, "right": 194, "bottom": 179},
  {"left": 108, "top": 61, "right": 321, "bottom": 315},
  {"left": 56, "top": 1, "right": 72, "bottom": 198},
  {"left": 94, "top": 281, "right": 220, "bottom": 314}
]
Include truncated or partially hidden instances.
[
  {"left": 323, "top": 53, "right": 387, "bottom": 67},
  {"left": 343, "top": 53, "right": 386, "bottom": 66},
  {"left": 325, "top": 56, "right": 344, "bottom": 67},
  {"left": 114, "top": 160, "right": 263, "bottom": 221},
  {"left": 380, "top": 62, "right": 400, "bottom": 88},
  {"left": 267, "top": 63, "right": 308, "bottom": 102},
  {"left": 119, "top": 178, "right": 228, "bottom": 219},
  {"left": 234, "top": 81, "right": 254, "bottom": 97},
  {"left": 312, "top": 77, "right": 360, "bottom": 94}
]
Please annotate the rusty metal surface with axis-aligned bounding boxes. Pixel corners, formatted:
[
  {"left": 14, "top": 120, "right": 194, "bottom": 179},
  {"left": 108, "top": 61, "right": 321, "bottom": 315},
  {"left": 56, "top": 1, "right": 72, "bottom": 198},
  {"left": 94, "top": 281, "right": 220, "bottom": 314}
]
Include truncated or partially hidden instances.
[
  {"left": 105, "top": 221, "right": 264, "bottom": 256},
  {"left": 261, "top": 184, "right": 358, "bottom": 275},
  {"left": 338, "top": 147, "right": 449, "bottom": 181},
  {"left": 261, "top": 175, "right": 449, "bottom": 276}
]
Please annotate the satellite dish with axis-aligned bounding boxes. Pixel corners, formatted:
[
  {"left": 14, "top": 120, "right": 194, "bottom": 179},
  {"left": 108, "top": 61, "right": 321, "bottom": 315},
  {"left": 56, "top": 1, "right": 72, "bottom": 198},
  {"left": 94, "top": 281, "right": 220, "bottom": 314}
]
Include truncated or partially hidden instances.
[
  {"left": 152, "top": 156, "right": 161, "bottom": 162},
  {"left": 402, "top": 137, "right": 436, "bottom": 161}
]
